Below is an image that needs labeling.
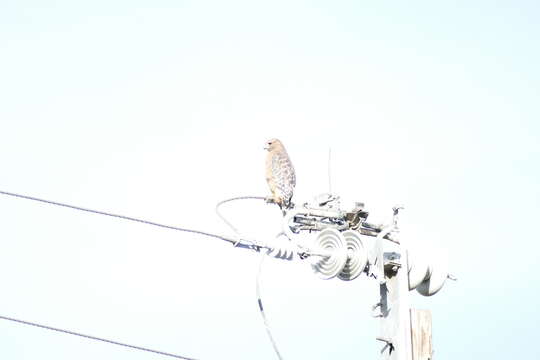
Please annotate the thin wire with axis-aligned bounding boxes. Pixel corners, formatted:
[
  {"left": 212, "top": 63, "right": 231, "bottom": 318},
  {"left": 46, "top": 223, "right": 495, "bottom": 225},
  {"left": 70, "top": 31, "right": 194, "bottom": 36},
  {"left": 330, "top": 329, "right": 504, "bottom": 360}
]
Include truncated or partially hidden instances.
[
  {"left": 216, "top": 196, "right": 283, "bottom": 360},
  {"left": 0, "top": 314, "right": 197, "bottom": 360},
  {"left": 0, "top": 190, "right": 249, "bottom": 248},
  {"left": 328, "top": 147, "right": 332, "bottom": 194},
  {"left": 215, "top": 196, "right": 267, "bottom": 247},
  {"left": 215, "top": 196, "right": 283, "bottom": 359},
  {"left": 0, "top": 190, "right": 281, "bottom": 358},
  {"left": 256, "top": 250, "right": 284, "bottom": 360}
]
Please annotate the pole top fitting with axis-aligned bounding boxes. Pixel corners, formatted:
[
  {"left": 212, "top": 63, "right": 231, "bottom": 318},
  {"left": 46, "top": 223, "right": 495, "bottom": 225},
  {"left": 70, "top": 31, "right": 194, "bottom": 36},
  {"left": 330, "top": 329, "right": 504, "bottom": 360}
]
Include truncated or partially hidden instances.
[
  {"left": 392, "top": 205, "right": 404, "bottom": 215},
  {"left": 392, "top": 205, "right": 404, "bottom": 228}
]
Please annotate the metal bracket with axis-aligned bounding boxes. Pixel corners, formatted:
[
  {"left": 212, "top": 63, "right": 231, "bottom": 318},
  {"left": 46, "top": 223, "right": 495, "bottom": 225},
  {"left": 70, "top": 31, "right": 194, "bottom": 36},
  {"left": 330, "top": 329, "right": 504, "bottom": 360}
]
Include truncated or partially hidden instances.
[
  {"left": 383, "top": 252, "right": 402, "bottom": 276},
  {"left": 376, "top": 336, "right": 395, "bottom": 354},
  {"left": 371, "top": 302, "right": 383, "bottom": 318}
]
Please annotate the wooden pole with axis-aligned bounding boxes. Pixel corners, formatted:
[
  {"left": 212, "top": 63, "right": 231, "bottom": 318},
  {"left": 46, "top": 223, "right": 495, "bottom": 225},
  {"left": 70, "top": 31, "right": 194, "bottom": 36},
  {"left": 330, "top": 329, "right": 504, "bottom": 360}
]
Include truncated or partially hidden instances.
[
  {"left": 410, "top": 309, "right": 432, "bottom": 360},
  {"left": 376, "top": 253, "right": 413, "bottom": 360},
  {"left": 377, "top": 249, "right": 412, "bottom": 360},
  {"left": 376, "top": 207, "right": 413, "bottom": 360}
]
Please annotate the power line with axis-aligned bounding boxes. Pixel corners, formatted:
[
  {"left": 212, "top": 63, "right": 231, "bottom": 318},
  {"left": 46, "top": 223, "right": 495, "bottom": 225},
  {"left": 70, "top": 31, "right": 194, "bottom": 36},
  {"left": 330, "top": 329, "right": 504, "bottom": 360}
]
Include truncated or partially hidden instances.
[
  {"left": 0, "top": 314, "right": 197, "bottom": 360},
  {"left": 256, "top": 250, "right": 283, "bottom": 360},
  {"left": 215, "top": 195, "right": 266, "bottom": 247},
  {"left": 0, "top": 190, "right": 284, "bottom": 359},
  {"left": 0, "top": 190, "right": 254, "bottom": 250},
  {"left": 214, "top": 196, "right": 283, "bottom": 360}
]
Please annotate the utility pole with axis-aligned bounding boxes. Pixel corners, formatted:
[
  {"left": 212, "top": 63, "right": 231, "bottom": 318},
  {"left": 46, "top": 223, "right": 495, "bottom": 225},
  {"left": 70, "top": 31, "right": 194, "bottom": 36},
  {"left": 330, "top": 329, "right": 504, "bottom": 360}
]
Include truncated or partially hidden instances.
[
  {"left": 372, "top": 207, "right": 413, "bottom": 360},
  {"left": 376, "top": 257, "right": 414, "bottom": 360},
  {"left": 410, "top": 309, "right": 432, "bottom": 360},
  {"left": 273, "top": 196, "right": 449, "bottom": 360},
  {"left": 218, "top": 192, "right": 452, "bottom": 360}
]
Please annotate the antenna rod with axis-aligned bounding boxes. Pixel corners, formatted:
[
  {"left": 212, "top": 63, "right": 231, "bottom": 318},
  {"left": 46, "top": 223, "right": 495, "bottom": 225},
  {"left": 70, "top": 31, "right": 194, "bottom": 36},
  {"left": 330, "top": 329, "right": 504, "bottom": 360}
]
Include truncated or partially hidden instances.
[{"left": 328, "top": 147, "right": 332, "bottom": 194}]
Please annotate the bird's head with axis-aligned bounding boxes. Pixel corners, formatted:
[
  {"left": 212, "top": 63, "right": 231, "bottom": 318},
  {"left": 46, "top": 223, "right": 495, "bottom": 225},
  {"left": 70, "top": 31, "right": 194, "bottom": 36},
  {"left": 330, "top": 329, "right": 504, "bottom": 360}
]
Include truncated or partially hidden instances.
[{"left": 264, "top": 138, "right": 283, "bottom": 151}]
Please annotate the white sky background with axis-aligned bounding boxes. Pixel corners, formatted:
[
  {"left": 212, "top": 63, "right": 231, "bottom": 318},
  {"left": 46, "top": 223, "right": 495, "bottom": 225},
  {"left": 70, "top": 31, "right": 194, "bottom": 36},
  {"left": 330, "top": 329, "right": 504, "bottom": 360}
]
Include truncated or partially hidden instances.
[{"left": 1, "top": 1, "right": 539, "bottom": 359}]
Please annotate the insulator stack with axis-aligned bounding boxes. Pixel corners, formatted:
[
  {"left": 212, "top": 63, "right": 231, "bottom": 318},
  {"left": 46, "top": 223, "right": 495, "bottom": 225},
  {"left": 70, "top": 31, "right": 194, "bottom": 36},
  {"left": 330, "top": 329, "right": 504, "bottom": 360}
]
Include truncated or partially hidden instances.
[
  {"left": 309, "top": 228, "right": 348, "bottom": 279},
  {"left": 407, "top": 248, "right": 449, "bottom": 296},
  {"left": 265, "top": 236, "right": 296, "bottom": 260},
  {"left": 338, "top": 230, "right": 368, "bottom": 281}
]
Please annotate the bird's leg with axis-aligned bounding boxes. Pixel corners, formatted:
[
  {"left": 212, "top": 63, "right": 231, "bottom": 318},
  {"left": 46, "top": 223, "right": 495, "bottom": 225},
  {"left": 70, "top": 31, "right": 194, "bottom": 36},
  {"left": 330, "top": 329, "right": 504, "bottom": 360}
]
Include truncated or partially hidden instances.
[
  {"left": 265, "top": 196, "right": 284, "bottom": 210},
  {"left": 265, "top": 196, "right": 288, "bottom": 216}
]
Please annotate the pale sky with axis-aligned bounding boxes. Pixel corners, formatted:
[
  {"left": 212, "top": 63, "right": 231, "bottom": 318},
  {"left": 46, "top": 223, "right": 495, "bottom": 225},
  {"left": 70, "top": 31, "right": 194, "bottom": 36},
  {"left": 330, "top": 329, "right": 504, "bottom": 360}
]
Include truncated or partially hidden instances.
[{"left": 1, "top": 1, "right": 539, "bottom": 359}]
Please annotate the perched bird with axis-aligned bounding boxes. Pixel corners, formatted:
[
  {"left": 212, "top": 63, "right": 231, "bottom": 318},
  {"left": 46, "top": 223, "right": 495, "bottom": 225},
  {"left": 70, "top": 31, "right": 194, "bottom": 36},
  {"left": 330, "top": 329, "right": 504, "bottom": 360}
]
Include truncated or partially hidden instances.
[{"left": 265, "top": 138, "right": 296, "bottom": 211}]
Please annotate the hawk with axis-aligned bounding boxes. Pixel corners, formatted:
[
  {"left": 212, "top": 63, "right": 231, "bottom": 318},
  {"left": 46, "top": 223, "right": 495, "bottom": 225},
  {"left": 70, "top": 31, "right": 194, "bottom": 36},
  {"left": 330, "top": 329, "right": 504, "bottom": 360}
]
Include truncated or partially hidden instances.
[{"left": 265, "top": 138, "right": 296, "bottom": 211}]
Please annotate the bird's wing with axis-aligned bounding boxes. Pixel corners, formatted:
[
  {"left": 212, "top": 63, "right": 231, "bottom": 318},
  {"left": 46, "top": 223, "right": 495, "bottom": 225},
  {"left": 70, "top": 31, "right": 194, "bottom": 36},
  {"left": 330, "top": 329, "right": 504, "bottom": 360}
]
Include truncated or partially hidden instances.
[{"left": 271, "top": 151, "right": 295, "bottom": 200}]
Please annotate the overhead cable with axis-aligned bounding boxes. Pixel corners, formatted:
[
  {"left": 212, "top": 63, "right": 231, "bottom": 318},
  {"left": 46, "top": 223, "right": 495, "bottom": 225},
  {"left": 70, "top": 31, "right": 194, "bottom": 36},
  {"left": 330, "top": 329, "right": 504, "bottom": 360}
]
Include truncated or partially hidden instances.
[
  {"left": 215, "top": 196, "right": 284, "bottom": 360},
  {"left": 215, "top": 195, "right": 266, "bottom": 247},
  {"left": 0, "top": 314, "right": 197, "bottom": 360},
  {"left": 256, "top": 250, "right": 284, "bottom": 360},
  {"left": 0, "top": 190, "right": 253, "bottom": 250}
]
